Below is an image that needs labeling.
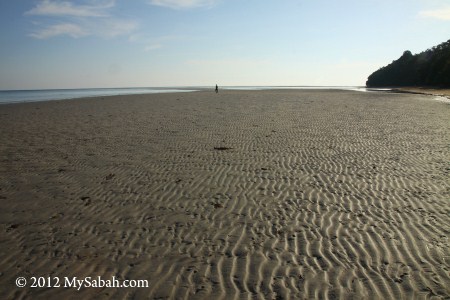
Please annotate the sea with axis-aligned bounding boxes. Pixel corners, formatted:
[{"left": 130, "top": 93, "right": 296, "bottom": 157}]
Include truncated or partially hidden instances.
[
  {"left": 0, "top": 86, "right": 382, "bottom": 105},
  {"left": 0, "top": 87, "right": 199, "bottom": 104}
]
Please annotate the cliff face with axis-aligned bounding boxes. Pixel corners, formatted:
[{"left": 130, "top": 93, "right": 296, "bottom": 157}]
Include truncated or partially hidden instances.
[{"left": 366, "top": 40, "right": 450, "bottom": 88}]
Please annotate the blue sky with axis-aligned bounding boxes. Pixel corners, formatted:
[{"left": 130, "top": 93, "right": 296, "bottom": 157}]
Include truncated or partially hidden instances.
[{"left": 0, "top": 0, "right": 449, "bottom": 89}]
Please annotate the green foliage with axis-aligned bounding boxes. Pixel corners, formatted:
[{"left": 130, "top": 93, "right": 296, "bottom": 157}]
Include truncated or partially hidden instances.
[{"left": 366, "top": 39, "right": 450, "bottom": 87}]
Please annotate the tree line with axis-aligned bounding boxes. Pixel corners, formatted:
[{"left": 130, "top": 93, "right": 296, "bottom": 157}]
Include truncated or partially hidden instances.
[{"left": 366, "top": 39, "right": 450, "bottom": 87}]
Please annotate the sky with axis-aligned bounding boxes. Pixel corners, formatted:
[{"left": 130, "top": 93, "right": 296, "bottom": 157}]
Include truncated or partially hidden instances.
[{"left": 0, "top": 0, "right": 449, "bottom": 89}]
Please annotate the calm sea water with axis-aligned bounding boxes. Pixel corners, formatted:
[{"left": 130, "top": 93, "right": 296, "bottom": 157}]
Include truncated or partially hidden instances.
[
  {"left": 0, "top": 87, "right": 199, "bottom": 104},
  {"left": 0, "top": 86, "right": 380, "bottom": 104}
]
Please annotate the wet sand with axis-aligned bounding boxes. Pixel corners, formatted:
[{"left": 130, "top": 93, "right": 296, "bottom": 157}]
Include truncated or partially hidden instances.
[
  {"left": 394, "top": 87, "right": 450, "bottom": 99},
  {"left": 0, "top": 89, "right": 449, "bottom": 299}
]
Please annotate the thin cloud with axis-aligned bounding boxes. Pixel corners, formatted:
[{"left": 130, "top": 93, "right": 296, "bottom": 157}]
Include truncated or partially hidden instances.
[
  {"left": 29, "top": 19, "right": 138, "bottom": 39},
  {"left": 26, "top": 0, "right": 137, "bottom": 39},
  {"left": 145, "top": 44, "right": 162, "bottom": 51},
  {"left": 149, "top": 0, "right": 217, "bottom": 9},
  {"left": 419, "top": 7, "right": 450, "bottom": 20},
  {"left": 29, "top": 23, "right": 87, "bottom": 39},
  {"left": 96, "top": 19, "right": 138, "bottom": 38},
  {"left": 26, "top": 0, "right": 114, "bottom": 17}
]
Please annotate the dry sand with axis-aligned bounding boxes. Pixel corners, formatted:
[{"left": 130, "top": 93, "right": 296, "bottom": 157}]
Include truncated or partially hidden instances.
[{"left": 0, "top": 89, "right": 449, "bottom": 299}]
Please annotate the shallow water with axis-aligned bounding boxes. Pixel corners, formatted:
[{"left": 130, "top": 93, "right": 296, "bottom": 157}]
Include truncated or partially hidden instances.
[
  {"left": 0, "top": 87, "right": 198, "bottom": 104},
  {"left": 0, "top": 86, "right": 389, "bottom": 104}
]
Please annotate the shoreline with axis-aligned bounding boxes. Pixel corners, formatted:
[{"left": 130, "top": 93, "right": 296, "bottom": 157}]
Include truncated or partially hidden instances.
[
  {"left": 388, "top": 87, "right": 450, "bottom": 99},
  {"left": 0, "top": 87, "right": 200, "bottom": 105},
  {"left": 0, "top": 86, "right": 387, "bottom": 105},
  {"left": 0, "top": 90, "right": 449, "bottom": 299}
]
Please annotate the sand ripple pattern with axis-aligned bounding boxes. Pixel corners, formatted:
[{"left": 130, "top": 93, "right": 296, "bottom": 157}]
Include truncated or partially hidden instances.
[{"left": 0, "top": 90, "right": 449, "bottom": 299}]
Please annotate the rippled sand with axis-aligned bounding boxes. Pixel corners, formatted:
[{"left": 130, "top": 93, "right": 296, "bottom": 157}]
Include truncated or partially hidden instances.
[{"left": 0, "top": 90, "right": 449, "bottom": 299}]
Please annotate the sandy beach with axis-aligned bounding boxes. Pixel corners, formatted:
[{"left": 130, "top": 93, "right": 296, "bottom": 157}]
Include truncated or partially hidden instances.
[
  {"left": 0, "top": 89, "right": 449, "bottom": 299},
  {"left": 394, "top": 87, "right": 450, "bottom": 99}
]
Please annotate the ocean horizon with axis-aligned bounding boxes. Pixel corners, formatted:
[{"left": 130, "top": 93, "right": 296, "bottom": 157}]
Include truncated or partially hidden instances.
[
  {"left": 0, "top": 86, "right": 379, "bottom": 104},
  {"left": 0, "top": 87, "right": 200, "bottom": 104}
]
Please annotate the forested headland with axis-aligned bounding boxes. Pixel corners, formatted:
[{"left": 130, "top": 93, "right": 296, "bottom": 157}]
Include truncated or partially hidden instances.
[{"left": 366, "top": 39, "right": 450, "bottom": 87}]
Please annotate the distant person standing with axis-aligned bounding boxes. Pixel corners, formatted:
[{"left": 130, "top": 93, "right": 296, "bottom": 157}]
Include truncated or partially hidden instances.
[{"left": 215, "top": 84, "right": 219, "bottom": 93}]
